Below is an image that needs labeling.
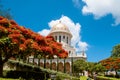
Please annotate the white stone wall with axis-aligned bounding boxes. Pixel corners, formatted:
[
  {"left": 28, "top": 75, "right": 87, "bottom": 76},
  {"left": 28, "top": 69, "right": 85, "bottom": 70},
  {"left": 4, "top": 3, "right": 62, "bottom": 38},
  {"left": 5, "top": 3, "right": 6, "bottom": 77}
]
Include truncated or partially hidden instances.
[
  {"left": 50, "top": 32, "right": 77, "bottom": 58},
  {"left": 49, "top": 22, "right": 87, "bottom": 59}
]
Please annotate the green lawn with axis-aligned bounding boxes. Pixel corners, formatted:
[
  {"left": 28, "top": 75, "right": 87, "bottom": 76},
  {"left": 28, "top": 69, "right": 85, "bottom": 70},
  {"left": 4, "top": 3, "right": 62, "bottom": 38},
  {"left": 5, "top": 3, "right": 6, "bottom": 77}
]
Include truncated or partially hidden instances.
[
  {"left": 80, "top": 76, "right": 94, "bottom": 80},
  {"left": 97, "top": 76, "right": 120, "bottom": 80},
  {"left": 0, "top": 78, "right": 19, "bottom": 80},
  {"left": 80, "top": 76, "right": 88, "bottom": 80}
]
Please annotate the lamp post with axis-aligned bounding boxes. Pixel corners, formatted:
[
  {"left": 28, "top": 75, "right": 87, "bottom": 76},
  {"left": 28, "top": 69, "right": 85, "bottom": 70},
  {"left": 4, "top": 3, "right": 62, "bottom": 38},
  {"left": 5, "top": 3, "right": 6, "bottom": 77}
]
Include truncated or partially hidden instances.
[
  {"left": 71, "top": 56, "right": 74, "bottom": 76},
  {"left": 44, "top": 56, "right": 46, "bottom": 68},
  {"left": 57, "top": 56, "right": 59, "bottom": 71},
  {"left": 50, "top": 57, "right": 52, "bottom": 70},
  {"left": 64, "top": 58, "right": 66, "bottom": 73}
]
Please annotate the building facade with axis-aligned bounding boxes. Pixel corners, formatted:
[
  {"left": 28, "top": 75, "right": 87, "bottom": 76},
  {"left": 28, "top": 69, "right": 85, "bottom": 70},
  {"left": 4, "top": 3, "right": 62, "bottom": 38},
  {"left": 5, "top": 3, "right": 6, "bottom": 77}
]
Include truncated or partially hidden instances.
[
  {"left": 49, "top": 21, "right": 87, "bottom": 58},
  {"left": 28, "top": 21, "right": 87, "bottom": 73}
]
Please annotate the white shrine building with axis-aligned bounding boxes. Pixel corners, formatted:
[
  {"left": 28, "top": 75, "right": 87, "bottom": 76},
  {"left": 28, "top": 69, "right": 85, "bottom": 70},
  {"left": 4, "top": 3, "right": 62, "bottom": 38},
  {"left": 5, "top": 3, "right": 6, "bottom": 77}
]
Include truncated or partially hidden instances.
[
  {"left": 49, "top": 21, "right": 87, "bottom": 59},
  {"left": 28, "top": 21, "right": 87, "bottom": 73}
]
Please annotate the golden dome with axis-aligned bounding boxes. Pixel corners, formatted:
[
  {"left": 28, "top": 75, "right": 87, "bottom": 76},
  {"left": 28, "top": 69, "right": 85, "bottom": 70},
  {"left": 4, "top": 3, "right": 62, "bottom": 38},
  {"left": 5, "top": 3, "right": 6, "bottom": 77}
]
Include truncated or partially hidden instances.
[{"left": 49, "top": 21, "right": 72, "bottom": 36}]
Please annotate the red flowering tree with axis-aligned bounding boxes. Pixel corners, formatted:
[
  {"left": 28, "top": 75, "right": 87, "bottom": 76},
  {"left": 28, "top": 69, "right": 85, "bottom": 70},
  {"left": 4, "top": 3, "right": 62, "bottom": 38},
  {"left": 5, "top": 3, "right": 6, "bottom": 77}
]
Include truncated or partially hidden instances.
[
  {"left": 45, "top": 36, "right": 68, "bottom": 58},
  {"left": 100, "top": 58, "right": 120, "bottom": 70},
  {"left": 0, "top": 16, "right": 68, "bottom": 77}
]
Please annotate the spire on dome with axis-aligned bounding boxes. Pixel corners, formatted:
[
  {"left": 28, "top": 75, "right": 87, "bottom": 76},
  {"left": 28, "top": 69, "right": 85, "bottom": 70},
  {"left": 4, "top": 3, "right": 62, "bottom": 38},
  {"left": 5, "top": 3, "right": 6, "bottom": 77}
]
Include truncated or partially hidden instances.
[{"left": 59, "top": 20, "right": 61, "bottom": 23}]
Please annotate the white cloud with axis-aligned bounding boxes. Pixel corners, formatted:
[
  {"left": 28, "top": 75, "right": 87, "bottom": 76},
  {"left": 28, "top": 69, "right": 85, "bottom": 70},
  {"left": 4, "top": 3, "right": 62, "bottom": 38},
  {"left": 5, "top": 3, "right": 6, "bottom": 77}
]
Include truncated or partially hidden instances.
[
  {"left": 82, "top": 0, "right": 120, "bottom": 26},
  {"left": 78, "top": 42, "right": 88, "bottom": 51},
  {"left": 38, "top": 15, "right": 88, "bottom": 52},
  {"left": 38, "top": 29, "right": 50, "bottom": 36}
]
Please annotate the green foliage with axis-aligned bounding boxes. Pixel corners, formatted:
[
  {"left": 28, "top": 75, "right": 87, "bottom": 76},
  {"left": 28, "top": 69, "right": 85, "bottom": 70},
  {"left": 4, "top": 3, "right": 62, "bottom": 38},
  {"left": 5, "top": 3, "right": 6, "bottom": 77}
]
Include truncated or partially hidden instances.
[
  {"left": 93, "top": 63, "right": 106, "bottom": 72},
  {"left": 73, "top": 59, "right": 87, "bottom": 73},
  {"left": 73, "top": 59, "right": 106, "bottom": 76},
  {"left": 0, "top": 37, "right": 11, "bottom": 50},
  {"left": 0, "top": 37, "right": 10, "bottom": 45},
  {"left": 0, "top": 37, "right": 19, "bottom": 58},
  {"left": 80, "top": 76, "right": 88, "bottom": 80},
  {"left": 0, "top": 78, "right": 19, "bottom": 80},
  {"left": 97, "top": 76, "right": 120, "bottom": 80},
  {"left": 86, "top": 62, "right": 95, "bottom": 73},
  {"left": 4, "top": 70, "right": 49, "bottom": 80},
  {"left": 55, "top": 72, "right": 79, "bottom": 80},
  {"left": 111, "top": 44, "right": 120, "bottom": 57},
  {"left": 86, "top": 62, "right": 106, "bottom": 73}
]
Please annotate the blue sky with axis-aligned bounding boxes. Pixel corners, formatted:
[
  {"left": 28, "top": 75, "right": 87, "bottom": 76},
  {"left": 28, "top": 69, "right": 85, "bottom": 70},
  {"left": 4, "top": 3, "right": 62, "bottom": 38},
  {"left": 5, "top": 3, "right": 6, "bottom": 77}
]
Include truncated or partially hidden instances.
[{"left": 2, "top": 0, "right": 120, "bottom": 62}]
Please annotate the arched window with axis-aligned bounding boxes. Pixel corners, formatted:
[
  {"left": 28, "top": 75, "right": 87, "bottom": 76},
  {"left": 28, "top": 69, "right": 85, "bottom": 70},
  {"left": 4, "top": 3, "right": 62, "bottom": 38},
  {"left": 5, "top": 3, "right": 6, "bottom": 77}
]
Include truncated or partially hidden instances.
[
  {"left": 69, "top": 51, "right": 71, "bottom": 56},
  {"left": 69, "top": 51, "right": 71, "bottom": 54},
  {"left": 63, "top": 36, "right": 65, "bottom": 39},
  {"left": 67, "top": 36, "right": 68, "bottom": 44},
  {"left": 55, "top": 36, "right": 57, "bottom": 41},
  {"left": 59, "top": 35, "right": 61, "bottom": 42}
]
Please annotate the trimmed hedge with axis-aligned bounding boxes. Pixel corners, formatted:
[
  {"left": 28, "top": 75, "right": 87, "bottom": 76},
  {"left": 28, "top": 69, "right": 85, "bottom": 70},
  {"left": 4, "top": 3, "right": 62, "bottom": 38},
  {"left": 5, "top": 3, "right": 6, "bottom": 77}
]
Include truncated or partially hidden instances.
[
  {"left": 97, "top": 76, "right": 120, "bottom": 80},
  {"left": 0, "top": 78, "right": 19, "bottom": 80},
  {"left": 4, "top": 70, "right": 49, "bottom": 80},
  {"left": 3, "top": 70, "right": 79, "bottom": 80},
  {"left": 56, "top": 72, "right": 79, "bottom": 80}
]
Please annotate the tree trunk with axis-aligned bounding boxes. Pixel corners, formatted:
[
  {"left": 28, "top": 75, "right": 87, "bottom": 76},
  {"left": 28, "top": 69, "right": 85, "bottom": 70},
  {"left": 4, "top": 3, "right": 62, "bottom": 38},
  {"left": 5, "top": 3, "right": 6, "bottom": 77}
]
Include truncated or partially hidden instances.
[
  {"left": 0, "top": 63, "right": 3, "bottom": 77},
  {"left": 0, "top": 55, "right": 3, "bottom": 77},
  {"left": 0, "top": 50, "right": 11, "bottom": 77}
]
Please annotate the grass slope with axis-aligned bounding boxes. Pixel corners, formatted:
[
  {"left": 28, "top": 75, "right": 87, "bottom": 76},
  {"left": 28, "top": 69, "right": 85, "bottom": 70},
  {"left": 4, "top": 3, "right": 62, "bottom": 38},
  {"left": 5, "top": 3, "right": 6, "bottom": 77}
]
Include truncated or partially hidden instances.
[{"left": 0, "top": 78, "right": 19, "bottom": 80}]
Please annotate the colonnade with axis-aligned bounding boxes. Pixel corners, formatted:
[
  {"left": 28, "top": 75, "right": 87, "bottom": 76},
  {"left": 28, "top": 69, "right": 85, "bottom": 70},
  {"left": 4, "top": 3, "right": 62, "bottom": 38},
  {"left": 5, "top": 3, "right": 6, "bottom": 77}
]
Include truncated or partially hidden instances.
[{"left": 28, "top": 57, "right": 74, "bottom": 73}]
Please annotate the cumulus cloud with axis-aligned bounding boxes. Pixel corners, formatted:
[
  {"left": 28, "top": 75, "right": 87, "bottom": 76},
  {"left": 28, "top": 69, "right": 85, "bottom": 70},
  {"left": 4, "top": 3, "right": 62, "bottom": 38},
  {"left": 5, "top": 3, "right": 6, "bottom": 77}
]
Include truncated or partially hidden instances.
[
  {"left": 38, "top": 29, "right": 50, "bottom": 36},
  {"left": 38, "top": 15, "right": 88, "bottom": 52},
  {"left": 82, "top": 0, "right": 120, "bottom": 26}
]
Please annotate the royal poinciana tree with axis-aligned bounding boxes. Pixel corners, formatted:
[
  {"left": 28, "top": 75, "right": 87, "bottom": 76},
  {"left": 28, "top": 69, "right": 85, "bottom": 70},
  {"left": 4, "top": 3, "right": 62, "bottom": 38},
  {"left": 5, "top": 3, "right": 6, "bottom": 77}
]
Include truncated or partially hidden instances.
[
  {"left": 100, "top": 44, "right": 120, "bottom": 71},
  {"left": 0, "top": 16, "right": 68, "bottom": 77},
  {"left": 100, "top": 57, "right": 120, "bottom": 70}
]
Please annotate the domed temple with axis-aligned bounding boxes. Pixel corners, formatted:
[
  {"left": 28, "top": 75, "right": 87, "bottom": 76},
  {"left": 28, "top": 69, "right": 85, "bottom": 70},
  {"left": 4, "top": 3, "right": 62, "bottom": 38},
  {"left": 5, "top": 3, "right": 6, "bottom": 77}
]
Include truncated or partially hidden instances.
[
  {"left": 49, "top": 21, "right": 87, "bottom": 58},
  {"left": 28, "top": 21, "right": 87, "bottom": 74}
]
